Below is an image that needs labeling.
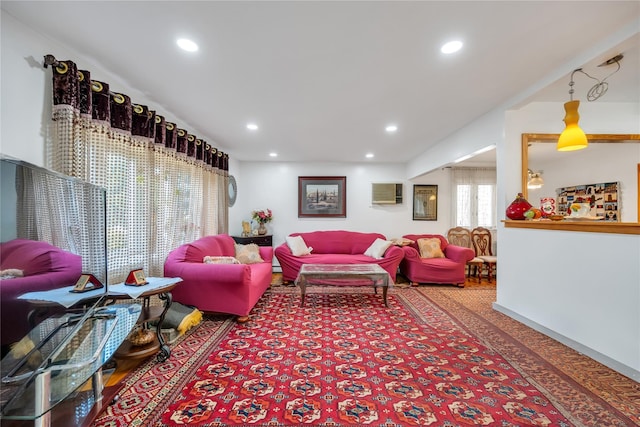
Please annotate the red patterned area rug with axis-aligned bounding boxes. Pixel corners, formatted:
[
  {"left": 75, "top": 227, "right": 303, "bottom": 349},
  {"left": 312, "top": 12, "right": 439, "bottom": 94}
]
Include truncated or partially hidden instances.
[{"left": 93, "top": 287, "right": 629, "bottom": 426}]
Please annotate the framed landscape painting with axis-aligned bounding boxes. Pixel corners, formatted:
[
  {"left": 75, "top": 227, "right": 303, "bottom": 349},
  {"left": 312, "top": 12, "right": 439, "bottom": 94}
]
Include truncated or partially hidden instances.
[{"left": 298, "top": 176, "right": 346, "bottom": 218}]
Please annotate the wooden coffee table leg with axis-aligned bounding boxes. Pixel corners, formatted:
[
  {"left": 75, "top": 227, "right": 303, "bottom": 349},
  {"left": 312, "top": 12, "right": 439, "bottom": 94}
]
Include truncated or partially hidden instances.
[
  {"left": 298, "top": 282, "right": 306, "bottom": 307},
  {"left": 383, "top": 286, "right": 388, "bottom": 307}
]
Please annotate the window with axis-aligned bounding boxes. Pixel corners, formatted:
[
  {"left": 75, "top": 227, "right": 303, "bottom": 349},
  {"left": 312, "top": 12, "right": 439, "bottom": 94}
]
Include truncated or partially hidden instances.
[{"left": 452, "top": 168, "right": 496, "bottom": 228}]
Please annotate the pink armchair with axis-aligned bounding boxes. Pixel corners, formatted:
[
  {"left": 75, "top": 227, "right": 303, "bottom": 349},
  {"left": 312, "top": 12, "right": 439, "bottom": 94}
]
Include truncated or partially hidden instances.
[
  {"left": 164, "top": 234, "right": 273, "bottom": 321},
  {"left": 399, "top": 234, "right": 474, "bottom": 287}
]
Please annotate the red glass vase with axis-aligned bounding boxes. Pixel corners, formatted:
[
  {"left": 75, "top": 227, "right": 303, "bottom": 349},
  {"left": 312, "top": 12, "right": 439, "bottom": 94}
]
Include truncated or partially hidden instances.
[{"left": 506, "top": 193, "right": 533, "bottom": 220}]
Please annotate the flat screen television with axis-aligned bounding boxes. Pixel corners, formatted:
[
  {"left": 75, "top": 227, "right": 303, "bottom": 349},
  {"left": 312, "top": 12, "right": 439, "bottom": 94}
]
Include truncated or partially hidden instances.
[{"left": 0, "top": 155, "right": 108, "bottom": 356}]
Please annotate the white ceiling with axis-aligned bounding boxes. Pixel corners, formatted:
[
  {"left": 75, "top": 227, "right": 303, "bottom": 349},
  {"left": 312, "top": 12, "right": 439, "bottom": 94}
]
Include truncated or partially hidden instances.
[{"left": 2, "top": 1, "right": 639, "bottom": 165}]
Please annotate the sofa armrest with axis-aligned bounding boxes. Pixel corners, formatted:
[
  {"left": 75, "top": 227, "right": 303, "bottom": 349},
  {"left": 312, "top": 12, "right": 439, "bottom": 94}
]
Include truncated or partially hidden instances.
[
  {"left": 444, "top": 244, "right": 475, "bottom": 263},
  {"left": 274, "top": 243, "right": 292, "bottom": 256},
  {"left": 259, "top": 246, "right": 274, "bottom": 263},
  {"left": 166, "top": 262, "right": 250, "bottom": 284},
  {"left": 401, "top": 246, "right": 420, "bottom": 260},
  {"left": 383, "top": 245, "right": 403, "bottom": 258}
]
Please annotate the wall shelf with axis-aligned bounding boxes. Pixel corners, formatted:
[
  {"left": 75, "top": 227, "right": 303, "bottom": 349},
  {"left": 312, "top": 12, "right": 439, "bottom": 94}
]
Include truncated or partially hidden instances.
[{"left": 503, "top": 220, "right": 640, "bottom": 235}]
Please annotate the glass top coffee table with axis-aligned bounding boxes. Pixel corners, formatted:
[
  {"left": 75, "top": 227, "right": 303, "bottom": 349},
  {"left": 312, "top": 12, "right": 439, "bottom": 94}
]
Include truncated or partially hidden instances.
[{"left": 295, "top": 264, "right": 392, "bottom": 307}]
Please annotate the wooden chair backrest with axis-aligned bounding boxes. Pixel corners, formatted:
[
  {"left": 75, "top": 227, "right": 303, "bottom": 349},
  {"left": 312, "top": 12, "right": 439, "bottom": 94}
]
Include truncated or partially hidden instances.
[
  {"left": 471, "top": 227, "right": 493, "bottom": 257},
  {"left": 447, "top": 227, "right": 473, "bottom": 249}
]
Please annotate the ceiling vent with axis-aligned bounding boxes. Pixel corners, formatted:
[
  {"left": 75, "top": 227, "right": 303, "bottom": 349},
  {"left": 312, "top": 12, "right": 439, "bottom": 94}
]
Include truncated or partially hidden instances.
[{"left": 372, "top": 183, "right": 403, "bottom": 204}]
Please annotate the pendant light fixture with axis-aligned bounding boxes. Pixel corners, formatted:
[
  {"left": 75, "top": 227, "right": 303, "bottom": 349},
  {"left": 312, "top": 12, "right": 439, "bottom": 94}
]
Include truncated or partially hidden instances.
[
  {"left": 557, "top": 54, "right": 623, "bottom": 152},
  {"left": 527, "top": 169, "right": 544, "bottom": 189},
  {"left": 557, "top": 97, "right": 588, "bottom": 151}
]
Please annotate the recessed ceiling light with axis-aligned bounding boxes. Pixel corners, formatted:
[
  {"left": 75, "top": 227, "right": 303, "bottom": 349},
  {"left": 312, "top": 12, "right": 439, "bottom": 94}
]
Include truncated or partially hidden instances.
[
  {"left": 246, "top": 123, "right": 258, "bottom": 131},
  {"left": 441, "top": 40, "right": 463, "bottom": 54},
  {"left": 385, "top": 125, "right": 398, "bottom": 133},
  {"left": 366, "top": 153, "right": 374, "bottom": 158},
  {"left": 176, "top": 38, "right": 198, "bottom": 52},
  {"left": 269, "top": 152, "right": 278, "bottom": 157}
]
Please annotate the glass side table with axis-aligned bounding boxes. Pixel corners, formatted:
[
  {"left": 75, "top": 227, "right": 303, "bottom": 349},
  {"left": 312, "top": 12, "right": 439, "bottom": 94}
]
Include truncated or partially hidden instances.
[{"left": 0, "top": 303, "right": 141, "bottom": 427}]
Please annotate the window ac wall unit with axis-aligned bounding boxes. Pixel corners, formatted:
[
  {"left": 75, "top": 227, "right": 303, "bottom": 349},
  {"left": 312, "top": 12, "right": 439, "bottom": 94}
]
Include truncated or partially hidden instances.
[{"left": 372, "top": 183, "right": 403, "bottom": 204}]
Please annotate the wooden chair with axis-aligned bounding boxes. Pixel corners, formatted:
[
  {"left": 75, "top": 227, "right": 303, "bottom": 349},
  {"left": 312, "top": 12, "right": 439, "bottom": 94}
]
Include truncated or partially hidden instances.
[
  {"left": 470, "top": 227, "right": 497, "bottom": 282},
  {"left": 447, "top": 227, "right": 484, "bottom": 282}
]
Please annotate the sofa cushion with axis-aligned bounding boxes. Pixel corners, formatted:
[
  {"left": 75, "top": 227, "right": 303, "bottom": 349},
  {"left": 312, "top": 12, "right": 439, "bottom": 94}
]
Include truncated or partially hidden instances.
[
  {"left": 235, "top": 243, "right": 265, "bottom": 264},
  {"left": 183, "top": 235, "right": 235, "bottom": 262},
  {"left": 391, "top": 237, "right": 414, "bottom": 246},
  {"left": 364, "top": 238, "right": 393, "bottom": 259},
  {"left": 286, "top": 235, "right": 313, "bottom": 256},
  {"left": 0, "top": 269, "right": 24, "bottom": 279},
  {"left": 417, "top": 238, "right": 445, "bottom": 258},
  {"left": 291, "top": 230, "right": 386, "bottom": 255},
  {"left": 203, "top": 256, "right": 240, "bottom": 264}
]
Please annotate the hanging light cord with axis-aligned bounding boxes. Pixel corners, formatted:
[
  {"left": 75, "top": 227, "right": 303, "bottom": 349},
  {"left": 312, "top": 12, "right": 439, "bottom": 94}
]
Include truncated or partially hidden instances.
[{"left": 568, "top": 57, "right": 621, "bottom": 102}]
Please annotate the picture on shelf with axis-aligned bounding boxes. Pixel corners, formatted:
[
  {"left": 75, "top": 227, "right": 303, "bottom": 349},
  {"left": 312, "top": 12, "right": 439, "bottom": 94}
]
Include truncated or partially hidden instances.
[
  {"left": 125, "top": 269, "right": 148, "bottom": 286},
  {"left": 556, "top": 181, "right": 619, "bottom": 221},
  {"left": 70, "top": 273, "right": 103, "bottom": 293}
]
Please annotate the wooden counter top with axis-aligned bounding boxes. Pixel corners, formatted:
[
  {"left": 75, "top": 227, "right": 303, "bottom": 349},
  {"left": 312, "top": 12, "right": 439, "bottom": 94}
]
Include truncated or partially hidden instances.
[{"left": 503, "top": 220, "right": 640, "bottom": 235}]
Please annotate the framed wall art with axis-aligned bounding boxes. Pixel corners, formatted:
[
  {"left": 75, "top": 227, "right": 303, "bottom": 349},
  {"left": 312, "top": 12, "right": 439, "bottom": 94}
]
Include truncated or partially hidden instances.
[
  {"left": 413, "top": 184, "right": 438, "bottom": 220},
  {"left": 556, "top": 181, "right": 619, "bottom": 221},
  {"left": 298, "top": 176, "right": 346, "bottom": 218}
]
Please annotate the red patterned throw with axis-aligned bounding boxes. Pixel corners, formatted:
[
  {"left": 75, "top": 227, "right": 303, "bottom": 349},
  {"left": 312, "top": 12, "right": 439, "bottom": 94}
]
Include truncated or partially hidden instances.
[{"left": 96, "top": 288, "right": 576, "bottom": 426}]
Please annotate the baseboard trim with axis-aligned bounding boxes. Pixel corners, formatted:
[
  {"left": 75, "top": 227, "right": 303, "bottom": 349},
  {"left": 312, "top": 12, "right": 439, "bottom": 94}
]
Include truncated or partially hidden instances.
[{"left": 492, "top": 302, "right": 640, "bottom": 382}]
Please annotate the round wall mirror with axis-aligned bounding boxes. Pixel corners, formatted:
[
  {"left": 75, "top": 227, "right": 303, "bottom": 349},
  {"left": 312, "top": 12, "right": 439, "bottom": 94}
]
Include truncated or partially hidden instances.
[{"left": 228, "top": 175, "right": 237, "bottom": 207}]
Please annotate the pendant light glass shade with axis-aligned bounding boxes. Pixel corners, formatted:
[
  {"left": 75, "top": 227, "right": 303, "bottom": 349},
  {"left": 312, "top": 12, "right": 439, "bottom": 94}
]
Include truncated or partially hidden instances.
[
  {"left": 557, "top": 100, "right": 588, "bottom": 151},
  {"left": 527, "top": 173, "right": 544, "bottom": 189}
]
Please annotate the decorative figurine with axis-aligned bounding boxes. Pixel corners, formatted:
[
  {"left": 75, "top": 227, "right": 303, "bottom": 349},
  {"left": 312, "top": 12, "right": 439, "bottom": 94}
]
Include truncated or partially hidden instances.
[{"left": 241, "top": 221, "right": 251, "bottom": 237}]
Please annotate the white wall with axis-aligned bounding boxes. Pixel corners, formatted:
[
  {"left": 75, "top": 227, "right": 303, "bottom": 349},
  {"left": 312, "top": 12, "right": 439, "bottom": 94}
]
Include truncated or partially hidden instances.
[
  {"left": 499, "top": 101, "right": 640, "bottom": 380},
  {"left": 229, "top": 161, "right": 452, "bottom": 255},
  {"left": 1, "top": 12, "right": 52, "bottom": 165}
]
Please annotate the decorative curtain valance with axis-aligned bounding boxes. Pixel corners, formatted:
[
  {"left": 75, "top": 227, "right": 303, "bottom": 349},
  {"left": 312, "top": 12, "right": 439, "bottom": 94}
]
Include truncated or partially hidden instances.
[
  {"left": 45, "top": 55, "right": 228, "bottom": 283},
  {"left": 48, "top": 58, "right": 228, "bottom": 173}
]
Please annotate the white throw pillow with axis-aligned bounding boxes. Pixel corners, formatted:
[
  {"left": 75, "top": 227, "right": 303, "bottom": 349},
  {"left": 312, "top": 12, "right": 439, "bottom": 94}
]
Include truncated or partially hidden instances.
[
  {"left": 364, "top": 238, "right": 393, "bottom": 259},
  {"left": 286, "top": 235, "right": 313, "bottom": 256}
]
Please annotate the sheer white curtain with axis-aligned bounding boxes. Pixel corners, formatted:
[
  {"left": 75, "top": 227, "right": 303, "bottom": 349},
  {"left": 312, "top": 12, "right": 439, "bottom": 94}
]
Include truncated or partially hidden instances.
[
  {"left": 48, "top": 59, "right": 228, "bottom": 283},
  {"left": 451, "top": 167, "right": 497, "bottom": 229}
]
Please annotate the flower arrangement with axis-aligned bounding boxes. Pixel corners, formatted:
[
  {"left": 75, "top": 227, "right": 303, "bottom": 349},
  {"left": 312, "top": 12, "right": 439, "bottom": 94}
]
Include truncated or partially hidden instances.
[{"left": 252, "top": 208, "right": 273, "bottom": 224}]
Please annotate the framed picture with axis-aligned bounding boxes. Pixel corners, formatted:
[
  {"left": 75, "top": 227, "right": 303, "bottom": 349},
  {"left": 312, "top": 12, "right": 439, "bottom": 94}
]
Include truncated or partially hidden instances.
[
  {"left": 556, "top": 181, "right": 619, "bottom": 221},
  {"left": 413, "top": 185, "right": 438, "bottom": 220},
  {"left": 298, "top": 176, "right": 346, "bottom": 218},
  {"left": 69, "top": 273, "right": 103, "bottom": 293}
]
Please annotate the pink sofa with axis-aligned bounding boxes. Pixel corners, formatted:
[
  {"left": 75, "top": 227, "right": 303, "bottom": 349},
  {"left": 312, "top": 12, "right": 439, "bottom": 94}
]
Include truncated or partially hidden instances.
[
  {"left": 164, "top": 234, "right": 273, "bottom": 321},
  {"left": 274, "top": 230, "right": 404, "bottom": 283},
  {"left": 1, "top": 239, "right": 82, "bottom": 347},
  {"left": 399, "top": 234, "right": 474, "bottom": 286}
]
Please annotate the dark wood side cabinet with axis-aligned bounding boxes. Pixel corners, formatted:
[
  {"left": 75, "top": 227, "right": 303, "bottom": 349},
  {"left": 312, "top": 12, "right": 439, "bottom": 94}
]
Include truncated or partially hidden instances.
[{"left": 232, "top": 235, "right": 273, "bottom": 246}]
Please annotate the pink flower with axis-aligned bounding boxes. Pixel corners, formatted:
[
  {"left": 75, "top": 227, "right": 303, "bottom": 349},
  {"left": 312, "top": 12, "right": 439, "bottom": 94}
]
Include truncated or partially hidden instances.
[{"left": 252, "top": 209, "right": 273, "bottom": 224}]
